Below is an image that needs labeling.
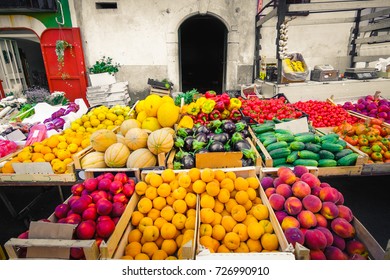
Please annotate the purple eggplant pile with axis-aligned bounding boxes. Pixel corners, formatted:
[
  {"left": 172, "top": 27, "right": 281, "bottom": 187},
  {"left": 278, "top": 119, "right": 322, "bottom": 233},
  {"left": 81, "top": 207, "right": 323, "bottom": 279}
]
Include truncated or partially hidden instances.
[{"left": 173, "top": 119, "right": 257, "bottom": 169}]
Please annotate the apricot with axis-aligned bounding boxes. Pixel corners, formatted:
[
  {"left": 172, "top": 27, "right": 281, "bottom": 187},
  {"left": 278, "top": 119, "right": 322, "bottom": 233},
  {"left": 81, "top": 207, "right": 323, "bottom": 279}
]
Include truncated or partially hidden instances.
[
  {"left": 275, "top": 183, "right": 293, "bottom": 199},
  {"left": 301, "top": 195, "right": 321, "bottom": 213},
  {"left": 324, "top": 246, "right": 348, "bottom": 260},
  {"left": 268, "top": 193, "right": 286, "bottom": 211},
  {"left": 337, "top": 205, "right": 353, "bottom": 222},
  {"left": 300, "top": 173, "right": 321, "bottom": 188},
  {"left": 284, "top": 197, "right": 302, "bottom": 216},
  {"left": 319, "top": 186, "right": 340, "bottom": 203},
  {"left": 291, "top": 181, "right": 311, "bottom": 199},
  {"left": 304, "top": 229, "right": 327, "bottom": 250},
  {"left": 297, "top": 210, "right": 317, "bottom": 229},
  {"left": 331, "top": 217, "right": 356, "bottom": 239},
  {"left": 284, "top": 227, "right": 304, "bottom": 246},
  {"left": 320, "top": 201, "right": 339, "bottom": 219}
]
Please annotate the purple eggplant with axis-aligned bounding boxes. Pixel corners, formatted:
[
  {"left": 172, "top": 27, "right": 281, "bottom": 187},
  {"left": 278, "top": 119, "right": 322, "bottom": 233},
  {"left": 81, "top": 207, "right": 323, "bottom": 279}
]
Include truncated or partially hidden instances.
[
  {"left": 208, "top": 141, "right": 225, "bottom": 152},
  {"left": 222, "top": 120, "right": 236, "bottom": 134}
]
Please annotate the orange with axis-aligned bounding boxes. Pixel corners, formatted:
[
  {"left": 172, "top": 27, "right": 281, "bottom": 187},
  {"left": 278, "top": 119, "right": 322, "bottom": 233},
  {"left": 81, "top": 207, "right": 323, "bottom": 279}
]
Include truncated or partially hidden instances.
[
  {"left": 145, "top": 186, "right": 158, "bottom": 200},
  {"left": 261, "top": 233, "right": 279, "bottom": 251},
  {"left": 157, "top": 183, "right": 171, "bottom": 197},
  {"left": 184, "top": 192, "right": 197, "bottom": 209},
  {"left": 212, "top": 224, "right": 226, "bottom": 241},
  {"left": 192, "top": 180, "right": 206, "bottom": 194},
  {"left": 220, "top": 178, "right": 234, "bottom": 192},
  {"left": 46, "top": 137, "right": 60, "bottom": 149},
  {"left": 149, "top": 173, "right": 163, "bottom": 187},
  {"left": 200, "top": 208, "right": 215, "bottom": 224},
  {"left": 247, "top": 239, "right": 262, "bottom": 252},
  {"left": 161, "top": 239, "right": 177, "bottom": 256},
  {"left": 223, "top": 232, "right": 240, "bottom": 250},
  {"left": 199, "top": 224, "right": 213, "bottom": 237},
  {"left": 160, "top": 206, "right": 175, "bottom": 221},
  {"left": 217, "top": 188, "right": 230, "bottom": 204},
  {"left": 200, "top": 168, "right": 214, "bottom": 182},
  {"left": 234, "top": 242, "right": 250, "bottom": 253},
  {"left": 221, "top": 215, "right": 237, "bottom": 232},
  {"left": 188, "top": 168, "right": 201, "bottom": 182},
  {"left": 231, "top": 205, "right": 247, "bottom": 222},
  {"left": 171, "top": 213, "right": 186, "bottom": 230},
  {"left": 31, "top": 153, "right": 44, "bottom": 162},
  {"left": 160, "top": 222, "right": 177, "bottom": 239},
  {"left": 235, "top": 190, "right": 249, "bottom": 205},
  {"left": 137, "top": 197, "right": 153, "bottom": 214},
  {"left": 232, "top": 223, "right": 249, "bottom": 242},
  {"left": 57, "top": 149, "right": 71, "bottom": 161},
  {"left": 161, "top": 169, "right": 175, "bottom": 183},
  {"left": 153, "top": 196, "right": 167, "bottom": 210},
  {"left": 142, "top": 242, "right": 159, "bottom": 258},
  {"left": 135, "top": 181, "right": 148, "bottom": 195},
  {"left": 247, "top": 222, "right": 265, "bottom": 240},
  {"left": 131, "top": 211, "right": 144, "bottom": 226},
  {"left": 247, "top": 177, "right": 260, "bottom": 189},
  {"left": 200, "top": 194, "right": 215, "bottom": 209},
  {"left": 206, "top": 181, "right": 220, "bottom": 197},
  {"left": 251, "top": 204, "right": 269, "bottom": 221},
  {"left": 214, "top": 169, "right": 226, "bottom": 182},
  {"left": 147, "top": 208, "right": 161, "bottom": 221},
  {"left": 57, "top": 141, "right": 68, "bottom": 150},
  {"left": 234, "top": 177, "right": 249, "bottom": 191},
  {"left": 178, "top": 173, "right": 191, "bottom": 188},
  {"left": 172, "top": 199, "right": 187, "bottom": 214},
  {"left": 125, "top": 241, "right": 142, "bottom": 258},
  {"left": 128, "top": 229, "right": 142, "bottom": 243},
  {"left": 172, "top": 186, "right": 187, "bottom": 200}
]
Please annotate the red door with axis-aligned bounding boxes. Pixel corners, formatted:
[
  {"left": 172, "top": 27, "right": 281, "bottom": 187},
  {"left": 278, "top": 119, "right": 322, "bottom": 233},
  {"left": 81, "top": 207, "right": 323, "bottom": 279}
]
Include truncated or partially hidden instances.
[{"left": 40, "top": 28, "right": 88, "bottom": 105}]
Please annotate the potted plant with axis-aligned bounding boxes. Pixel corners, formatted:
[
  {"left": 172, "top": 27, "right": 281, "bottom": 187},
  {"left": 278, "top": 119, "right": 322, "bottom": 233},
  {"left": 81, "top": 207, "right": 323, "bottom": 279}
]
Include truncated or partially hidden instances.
[{"left": 88, "top": 56, "right": 121, "bottom": 87}]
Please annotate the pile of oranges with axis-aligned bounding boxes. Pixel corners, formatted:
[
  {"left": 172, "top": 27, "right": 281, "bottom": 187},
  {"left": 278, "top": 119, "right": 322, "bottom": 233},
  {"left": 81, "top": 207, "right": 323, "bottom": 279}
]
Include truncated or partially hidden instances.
[{"left": 121, "top": 168, "right": 279, "bottom": 260}]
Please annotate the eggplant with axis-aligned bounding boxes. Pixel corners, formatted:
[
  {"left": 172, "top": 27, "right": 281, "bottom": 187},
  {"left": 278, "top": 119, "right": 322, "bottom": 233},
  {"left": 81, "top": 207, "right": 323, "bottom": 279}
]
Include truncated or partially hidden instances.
[
  {"left": 233, "top": 139, "right": 251, "bottom": 151},
  {"left": 195, "top": 133, "right": 208, "bottom": 144},
  {"left": 241, "top": 158, "right": 254, "bottom": 167},
  {"left": 196, "top": 125, "right": 210, "bottom": 135},
  {"left": 222, "top": 120, "right": 236, "bottom": 134},
  {"left": 207, "top": 132, "right": 215, "bottom": 141},
  {"left": 241, "top": 129, "right": 250, "bottom": 139},
  {"left": 197, "top": 148, "right": 209, "bottom": 154},
  {"left": 208, "top": 141, "right": 225, "bottom": 152},
  {"left": 210, "top": 133, "right": 229, "bottom": 144},
  {"left": 184, "top": 136, "right": 194, "bottom": 152},
  {"left": 184, "top": 128, "right": 194, "bottom": 136},
  {"left": 181, "top": 154, "right": 195, "bottom": 169}
]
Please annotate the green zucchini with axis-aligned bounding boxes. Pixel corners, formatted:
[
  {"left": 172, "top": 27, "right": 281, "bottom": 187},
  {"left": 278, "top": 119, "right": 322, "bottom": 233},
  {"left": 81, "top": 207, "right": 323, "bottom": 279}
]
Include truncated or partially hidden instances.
[
  {"left": 304, "top": 143, "right": 322, "bottom": 153},
  {"left": 252, "top": 124, "right": 275, "bottom": 134},
  {"left": 318, "top": 159, "right": 337, "bottom": 167},
  {"left": 321, "top": 142, "right": 344, "bottom": 153},
  {"left": 262, "top": 137, "right": 277, "bottom": 147},
  {"left": 318, "top": 150, "right": 335, "bottom": 160},
  {"left": 336, "top": 139, "right": 347, "bottom": 148},
  {"left": 266, "top": 141, "right": 288, "bottom": 152},
  {"left": 286, "top": 151, "right": 299, "bottom": 163},
  {"left": 289, "top": 141, "right": 306, "bottom": 151},
  {"left": 275, "top": 133, "right": 295, "bottom": 142},
  {"left": 298, "top": 150, "right": 320, "bottom": 161},
  {"left": 269, "top": 147, "right": 291, "bottom": 159},
  {"left": 272, "top": 157, "right": 287, "bottom": 167},
  {"left": 335, "top": 149, "right": 353, "bottom": 160},
  {"left": 320, "top": 133, "right": 340, "bottom": 143},
  {"left": 294, "top": 134, "right": 316, "bottom": 143},
  {"left": 293, "top": 159, "right": 319, "bottom": 167},
  {"left": 337, "top": 153, "right": 359, "bottom": 166}
]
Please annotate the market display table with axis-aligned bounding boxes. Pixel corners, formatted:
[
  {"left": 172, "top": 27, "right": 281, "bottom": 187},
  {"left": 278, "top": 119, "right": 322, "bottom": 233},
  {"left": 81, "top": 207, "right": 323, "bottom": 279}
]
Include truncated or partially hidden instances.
[{"left": 256, "top": 78, "right": 390, "bottom": 103}]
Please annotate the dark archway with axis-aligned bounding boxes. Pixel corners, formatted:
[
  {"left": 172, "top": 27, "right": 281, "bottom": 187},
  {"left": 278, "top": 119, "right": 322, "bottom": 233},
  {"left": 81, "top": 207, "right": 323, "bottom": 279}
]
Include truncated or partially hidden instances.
[{"left": 179, "top": 15, "right": 227, "bottom": 93}]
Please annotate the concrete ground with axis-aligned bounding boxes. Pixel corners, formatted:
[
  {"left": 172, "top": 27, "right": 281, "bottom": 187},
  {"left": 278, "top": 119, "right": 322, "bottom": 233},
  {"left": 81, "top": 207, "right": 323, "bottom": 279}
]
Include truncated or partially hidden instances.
[{"left": 0, "top": 175, "right": 389, "bottom": 259}]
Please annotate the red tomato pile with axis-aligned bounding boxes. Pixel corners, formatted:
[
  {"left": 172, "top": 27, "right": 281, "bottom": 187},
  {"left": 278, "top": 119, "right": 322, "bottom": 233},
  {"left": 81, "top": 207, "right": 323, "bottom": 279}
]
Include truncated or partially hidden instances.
[
  {"left": 239, "top": 96, "right": 303, "bottom": 124},
  {"left": 292, "top": 100, "right": 360, "bottom": 127}
]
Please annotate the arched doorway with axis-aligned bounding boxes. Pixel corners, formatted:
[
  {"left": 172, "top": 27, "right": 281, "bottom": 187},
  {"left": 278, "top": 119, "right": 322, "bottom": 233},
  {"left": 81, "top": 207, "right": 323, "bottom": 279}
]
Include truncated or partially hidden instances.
[{"left": 179, "top": 15, "right": 227, "bottom": 93}]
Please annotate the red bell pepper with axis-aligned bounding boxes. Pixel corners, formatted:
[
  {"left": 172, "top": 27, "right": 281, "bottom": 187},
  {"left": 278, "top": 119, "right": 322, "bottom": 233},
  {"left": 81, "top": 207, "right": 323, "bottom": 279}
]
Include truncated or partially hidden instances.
[
  {"left": 205, "top": 90, "right": 217, "bottom": 99},
  {"left": 220, "top": 93, "right": 231, "bottom": 107},
  {"left": 214, "top": 100, "right": 225, "bottom": 112},
  {"left": 229, "top": 109, "right": 242, "bottom": 121},
  {"left": 210, "top": 109, "right": 221, "bottom": 120},
  {"left": 197, "top": 112, "right": 209, "bottom": 123}
]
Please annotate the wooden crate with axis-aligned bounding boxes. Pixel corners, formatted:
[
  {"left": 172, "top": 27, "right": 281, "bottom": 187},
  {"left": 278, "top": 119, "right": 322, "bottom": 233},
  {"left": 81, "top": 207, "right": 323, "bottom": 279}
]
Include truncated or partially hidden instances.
[
  {"left": 150, "top": 87, "right": 171, "bottom": 97},
  {"left": 166, "top": 138, "right": 262, "bottom": 173},
  {"left": 251, "top": 128, "right": 368, "bottom": 176},
  {"left": 194, "top": 166, "right": 294, "bottom": 260}
]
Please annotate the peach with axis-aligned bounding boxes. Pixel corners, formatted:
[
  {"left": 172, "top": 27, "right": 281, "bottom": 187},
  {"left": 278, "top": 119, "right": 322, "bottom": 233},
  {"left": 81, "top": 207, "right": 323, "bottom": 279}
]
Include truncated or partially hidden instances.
[
  {"left": 320, "top": 201, "right": 339, "bottom": 219},
  {"left": 66, "top": 213, "right": 82, "bottom": 225},
  {"left": 291, "top": 181, "right": 311, "bottom": 199},
  {"left": 284, "top": 197, "right": 302, "bottom": 216},
  {"left": 260, "top": 176, "right": 274, "bottom": 190},
  {"left": 122, "top": 182, "right": 135, "bottom": 198},
  {"left": 82, "top": 207, "right": 97, "bottom": 221},
  {"left": 55, "top": 203, "right": 70, "bottom": 219},
  {"left": 112, "top": 201, "right": 126, "bottom": 217},
  {"left": 324, "top": 246, "right": 348, "bottom": 260},
  {"left": 70, "top": 247, "right": 85, "bottom": 259},
  {"left": 300, "top": 173, "right": 321, "bottom": 188},
  {"left": 273, "top": 177, "right": 283, "bottom": 188},
  {"left": 302, "top": 195, "right": 322, "bottom": 213},
  {"left": 304, "top": 229, "right": 327, "bottom": 250},
  {"left": 284, "top": 227, "right": 305, "bottom": 246},
  {"left": 71, "top": 183, "right": 84, "bottom": 196},
  {"left": 103, "top": 172, "right": 115, "bottom": 181},
  {"left": 314, "top": 213, "right": 328, "bottom": 228},
  {"left": 319, "top": 182, "right": 331, "bottom": 188},
  {"left": 114, "top": 172, "right": 129, "bottom": 184},
  {"left": 277, "top": 167, "right": 297, "bottom": 185},
  {"left": 332, "top": 232, "right": 346, "bottom": 250},
  {"left": 319, "top": 187, "right": 339, "bottom": 203},
  {"left": 276, "top": 183, "right": 293, "bottom": 198},
  {"left": 336, "top": 192, "right": 344, "bottom": 205},
  {"left": 331, "top": 217, "right": 356, "bottom": 239},
  {"left": 275, "top": 211, "right": 288, "bottom": 224},
  {"left": 97, "top": 178, "right": 112, "bottom": 191},
  {"left": 84, "top": 178, "right": 98, "bottom": 192},
  {"left": 337, "top": 205, "right": 353, "bottom": 222},
  {"left": 268, "top": 193, "right": 286, "bottom": 211},
  {"left": 113, "top": 193, "right": 129, "bottom": 204},
  {"left": 265, "top": 187, "right": 276, "bottom": 198},
  {"left": 316, "top": 226, "right": 333, "bottom": 247},
  {"left": 310, "top": 249, "right": 326, "bottom": 260},
  {"left": 96, "top": 217, "right": 115, "bottom": 238},
  {"left": 297, "top": 210, "right": 317, "bottom": 229},
  {"left": 71, "top": 197, "right": 90, "bottom": 214},
  {"left": 281, "top": 216, "right": 300, "bottom": 231},
  {"left": 346, "top": 240, "right": 368, "bottom": 257},
  {"left": 311, "top": 186, "right": 322, "bottom": 197},
  {"left": 96, "top": 198, "right": 113, "bottom": 216},
  {"left": 293, "top": 165, "right": 309, "bottom": 178},
  {"left": 110, "top": 180, "right": 123, "bottom": 195},
  {"left": 76, "top": 220, "right": 96, "bottom": 239},
  {"left": 67, "top": 195, "right": 80, "bottom": 207}
]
